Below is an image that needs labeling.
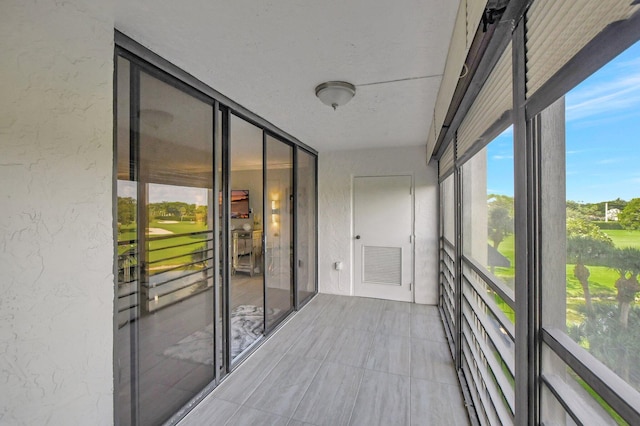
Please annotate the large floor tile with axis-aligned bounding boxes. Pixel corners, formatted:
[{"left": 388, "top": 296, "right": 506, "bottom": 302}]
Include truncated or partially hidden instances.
[
  {"left": 244, "top": 354, "right": 322, "bottom": 417},
  {"left": 287, "top": 325, "right": 340, "bottom": 360},
  {"left": 383, "top": 299, "right": 412, "bottom": 313},
  {"left": 349, "top": 370, "right": 410, "bottom": 426},
  {"left": 365, "top": 333, "right": 411, "bottom": 376},
  {"left": 215, "top": 349, "right": 286, "bottom": 404},
  {"left": 411, "top": 313, "right": 446, "bottom": 342},
  {"left": 292, "top": 362, "right": 363, "bottom": 426},
  {"left": 377, "top": 310, "right": 411, "bottom": 337},
  {"left": 410, "top": 378, "right": 469, "bottom": 426},
  {"left": 410, "top": 303, "right": 440, "bottom": 317},
  {"left": 225, "top": 406, "right": 289, "bottom": 426},
  {"left": 177, "top": 295, "right": 466, "bottom": 426},
  {"left": 179, "top": 397, "right": 240, "bottom": 426},
  {"left": 342, "top": 299, "right": 384, "bottom": 332},
  {"left": 410, "top": 339, "right": 457, "bottom": 385},
  {"left": 325, "top": 328, "right": 374, "bottom": 368}
]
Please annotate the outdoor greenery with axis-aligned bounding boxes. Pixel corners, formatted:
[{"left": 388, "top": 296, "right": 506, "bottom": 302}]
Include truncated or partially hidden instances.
[
  {"left": 116, "top": 198, "right": 211, "bottom": 270},
  {"left": 488, "top": 194, "right": 514, "bottom": 252},
  {"left": 487, "top": 197, "right": 640, "bottom": 391},
  {"left": 619, "top": 198, "right": 640, "bottom": 231}
]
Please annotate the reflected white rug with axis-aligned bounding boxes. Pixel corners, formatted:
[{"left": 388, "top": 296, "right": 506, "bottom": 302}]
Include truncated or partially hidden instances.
[{"left": 163, "top": 305, "right": 277, "bottom": 364}]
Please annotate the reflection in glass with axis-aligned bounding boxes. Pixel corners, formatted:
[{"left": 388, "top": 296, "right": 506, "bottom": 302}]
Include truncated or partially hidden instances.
[
  {"left": 136, "top": 71, "right": 215, "bottom": 425},
  {"left": 462, "top": 126, "right": 515, "bottom": 288},
  {"left": 265, "top": 136, "right": 294, "bottom": 329},
  {"left": 541, "top": 346, "right": 625, "bottom": 424},
  {"left": 442, "top": 175, "right": 455, "bottom": 244},
  {"left": 115, "top": 56, "right": 135, "bottom": 426},
  {"left": 229, "top": 114, "right": 264, "bottom": 361},
  {"left": 459, "top": 127, "right": 516, "bottom": 424},
  {"left": 296, "top": 149, "right": 317, "bottom": 306}
]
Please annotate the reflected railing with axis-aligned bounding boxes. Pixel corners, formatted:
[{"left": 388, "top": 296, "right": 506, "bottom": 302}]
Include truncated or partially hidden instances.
[
  {"left": 117, "top": 238, "right": 138, "bottom": 328},
  {"left": 117, "top": 230, "right": 215, "bottom": 323}
]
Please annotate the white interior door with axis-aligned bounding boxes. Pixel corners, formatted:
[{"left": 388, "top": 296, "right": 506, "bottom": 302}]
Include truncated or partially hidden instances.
[{"left": 353, "top": 175, "right": 413, "bottom": 302}]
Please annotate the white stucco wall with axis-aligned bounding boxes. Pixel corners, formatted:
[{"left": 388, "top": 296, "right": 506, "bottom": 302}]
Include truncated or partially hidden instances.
[
  {"left": 318, "top": 146, "right": 439, "bottom": 304},
  {"left": 0, "top": 1, "right": 114, "bottom": 424}
]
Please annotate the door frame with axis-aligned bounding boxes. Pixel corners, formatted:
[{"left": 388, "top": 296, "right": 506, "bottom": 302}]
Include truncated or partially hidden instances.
[{"left": 351, "top": 174, "right": 415, "bottom": 302}]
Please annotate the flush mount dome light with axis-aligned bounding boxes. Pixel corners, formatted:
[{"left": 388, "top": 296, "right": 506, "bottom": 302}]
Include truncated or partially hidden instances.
[{"left": 315, "top": 81, "right": 356, "bottom": 110}]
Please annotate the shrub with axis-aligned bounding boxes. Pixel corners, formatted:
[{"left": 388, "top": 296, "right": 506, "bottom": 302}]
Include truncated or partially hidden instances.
[{"left": 593, "top": 221, "right": 623, "bottom": 230}]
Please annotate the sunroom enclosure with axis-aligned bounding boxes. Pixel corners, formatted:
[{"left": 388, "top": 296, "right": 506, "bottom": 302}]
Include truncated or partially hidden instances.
[{"left": 434, "top": 1, "right": 640, "bottom": 424}]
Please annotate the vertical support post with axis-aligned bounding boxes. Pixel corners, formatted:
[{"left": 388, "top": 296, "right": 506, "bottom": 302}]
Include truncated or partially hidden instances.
[
  {"left": 262, "top": 131, "right": 268, "bottom": 332},
  {"left": 534, "top": 97, "right": 567, "bottom": 425},
  {"left": 538, "top": 96, "right": 567, "bottom": 424},
  {"left": 221, "top": 107, "right": 231, "bottom": 373},
  {"left": 454, "top": 137, "right": 463, "bottom": 370},
  {"left": 212, "top": 101, "right": 221, "bottom": 384},
  {"left": 293, "top": 147, "right": 299, "bottom": 310},
  {"left": 129, "top": 62, "right": 141, "bottom": 426},
  {"left": 513, "top": 17, "right": 538, "bottom": 426}
]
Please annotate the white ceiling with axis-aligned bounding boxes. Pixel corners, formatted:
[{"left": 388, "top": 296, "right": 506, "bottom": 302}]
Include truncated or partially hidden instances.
[{"left": 115, "top": 0, "right": 460, "bottom": 153}]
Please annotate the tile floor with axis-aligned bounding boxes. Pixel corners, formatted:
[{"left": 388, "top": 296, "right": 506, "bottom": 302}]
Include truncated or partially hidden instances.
[{"left": 178, "top": 294, "right": 469, "bottom": 426}]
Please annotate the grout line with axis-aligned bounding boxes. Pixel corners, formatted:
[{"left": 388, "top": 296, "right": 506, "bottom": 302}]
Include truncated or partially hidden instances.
[
  {"left": 345, "top": 298, "right": 385, "bottom": 425},
  {"left": 221, "top": 403, "right": 243, "bottom": 426}
]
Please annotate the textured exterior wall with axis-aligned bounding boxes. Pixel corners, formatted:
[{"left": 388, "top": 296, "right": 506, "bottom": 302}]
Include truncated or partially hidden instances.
[
  {"left": 318, "top": 146, "right": 439, "bottom": 304},
  {"left": 0, "top": 1, "right": 114, "bottom": 424}
]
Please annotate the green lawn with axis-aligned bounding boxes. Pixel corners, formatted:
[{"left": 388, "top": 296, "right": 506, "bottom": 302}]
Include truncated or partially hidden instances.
[
  {"left": 603, "top": 229, "right": 640, "bottom": 249},
  {"left": 489, "top": 230, "right": 640, "bottom": 325},
  {"left": 117, "top": 221, "right": 211, "bottom": 268},
  {"left": 493, "top": 234, "right": 515, "bottom": 286}
]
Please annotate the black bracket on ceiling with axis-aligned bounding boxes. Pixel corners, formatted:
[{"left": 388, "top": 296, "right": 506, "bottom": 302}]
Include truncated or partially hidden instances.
[{"left": 482, "top": 7, "right": 508, "bottom": 32}]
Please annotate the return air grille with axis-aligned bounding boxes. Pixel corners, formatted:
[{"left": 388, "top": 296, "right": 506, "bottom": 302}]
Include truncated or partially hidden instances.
[{"left": 363, "top": 246, "right": 402, "bottom": 286}]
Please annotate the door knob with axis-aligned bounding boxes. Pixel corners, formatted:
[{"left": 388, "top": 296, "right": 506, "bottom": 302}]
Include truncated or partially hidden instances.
[{"left": 355, "top": 235, "right": 361, "bottom": 239}]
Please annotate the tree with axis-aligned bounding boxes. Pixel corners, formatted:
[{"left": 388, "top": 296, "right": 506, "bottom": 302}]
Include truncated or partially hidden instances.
[
  {"left": 487, "top": 194, "right": 514, "bottom": 251},
  {"left": 619, "top": 198, "right": 640, "bottom": 230},
  {"left": 609, "top": 247, "right": 640, "bottom": 328},
  {"left": 117, "top": 197, "right": 136, "bottom": 227},
  {"left": 566, "top": 213, "right": 614, "bottom": 316}
]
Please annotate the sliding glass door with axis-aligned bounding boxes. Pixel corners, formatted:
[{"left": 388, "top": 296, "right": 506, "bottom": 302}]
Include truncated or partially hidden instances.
[
  {"left": 115, "top": 46, "right": 318, "bottom": 424},
  {"left": 136, "top": 70, "right": 216, "bottom": 425},
  {"left": 228, "top": 114, "right": 264, "bottom": 362},
  {"left": 265, "top": 135, "right": 294, "bottom": 330},
  {"left": 296, "top": 149, "right": 317, "bottom": 306}
]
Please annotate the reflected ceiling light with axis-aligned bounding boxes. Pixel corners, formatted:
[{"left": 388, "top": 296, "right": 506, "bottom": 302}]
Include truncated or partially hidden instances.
[
  {"left": 140, "top": 108, "right": 174, "bottom": 129},
  {"left": 315, "top": 81, "right": 356, "bottom": 110}
]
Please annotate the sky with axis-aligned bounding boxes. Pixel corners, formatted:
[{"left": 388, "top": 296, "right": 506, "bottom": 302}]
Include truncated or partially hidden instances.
[
  {"left": 487, "top": 40, "right": 640, "bottom": 203},
  {"left": 117, "top": 180, "right": 209, "bottom": 205}
]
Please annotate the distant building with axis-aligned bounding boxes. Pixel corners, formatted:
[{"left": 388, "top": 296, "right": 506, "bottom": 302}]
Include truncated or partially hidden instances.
[{"left": 606, "top": 208, "right": 620, "bottom": 221}]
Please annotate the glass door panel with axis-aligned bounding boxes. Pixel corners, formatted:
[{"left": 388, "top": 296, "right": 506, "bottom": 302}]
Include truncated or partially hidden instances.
[
  {"left": 115, "top": 56, "right": 136, "bottom": 426},
  {"left": 265, "top": 136, "right": 294, "bottom": 330},
  {"left": 137, "top": 71, "right": 215, "bottom": 425},
  {"left": 229, "top": 114, "right": 264, "bottom": 362},
  {"left": 296, "top": 149, "right": 317, "bottom": 306}
]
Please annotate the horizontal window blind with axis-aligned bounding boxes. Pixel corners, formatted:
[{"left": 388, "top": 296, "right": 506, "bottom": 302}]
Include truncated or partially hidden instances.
[
  {"left": 428, "top": 0, "right": 488, "bottom": 159},
  {"left": 439, "top": 141, "right": 455, "bottom": 179},
  {"left": 526, "top": 0, "right": 639, "bottom": 98},
  {"left": 457, "top": 42, "right": 512, "bottom": 161}
]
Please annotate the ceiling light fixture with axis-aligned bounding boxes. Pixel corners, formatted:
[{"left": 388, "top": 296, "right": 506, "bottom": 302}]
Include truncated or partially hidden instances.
[{"left": 315, "top": 81, "right": 356, "bottom": 110}]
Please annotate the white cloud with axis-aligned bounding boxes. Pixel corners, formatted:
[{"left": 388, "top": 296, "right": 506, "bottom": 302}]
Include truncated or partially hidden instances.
[
  {"left": 566, "top": 71, "right": 640, "bottom": 122},
  {"left": 492, "top": 154, "right": 513, "bottom": 160},
  {"left": 596, "top": 158, "right": 621, "bottom": 165},
  {"left": 148, "top": 183, "right": 209, "bottom": 205}
]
